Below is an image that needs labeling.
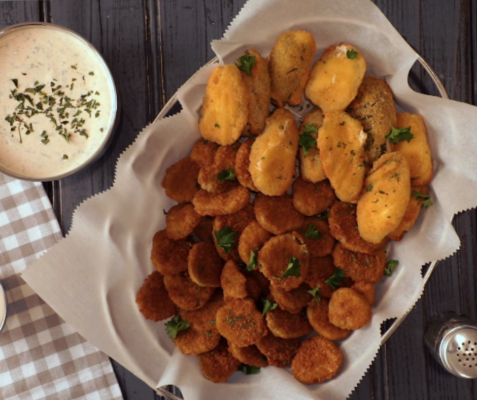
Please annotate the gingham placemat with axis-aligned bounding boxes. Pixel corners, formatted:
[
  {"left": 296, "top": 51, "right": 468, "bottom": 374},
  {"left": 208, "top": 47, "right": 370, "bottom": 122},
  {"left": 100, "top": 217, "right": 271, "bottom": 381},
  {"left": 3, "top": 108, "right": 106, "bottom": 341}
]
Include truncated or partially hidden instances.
[{"left": 0, "top": 173, "right": 123, "bottom": 400}]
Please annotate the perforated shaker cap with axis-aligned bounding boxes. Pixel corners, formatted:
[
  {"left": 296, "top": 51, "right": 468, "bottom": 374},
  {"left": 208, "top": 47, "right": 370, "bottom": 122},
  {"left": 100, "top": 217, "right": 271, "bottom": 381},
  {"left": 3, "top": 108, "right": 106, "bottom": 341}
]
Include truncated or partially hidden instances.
[{"left": 439, "top": 326, "right": 477, "bottom": 378}]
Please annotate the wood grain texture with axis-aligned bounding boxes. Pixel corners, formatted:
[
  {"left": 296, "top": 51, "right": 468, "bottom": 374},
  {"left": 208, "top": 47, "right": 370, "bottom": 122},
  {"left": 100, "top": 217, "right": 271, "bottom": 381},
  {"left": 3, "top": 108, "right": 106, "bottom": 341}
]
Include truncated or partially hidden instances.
[{"left": 0, "top": 0, "right": 476, "bottom": 399}]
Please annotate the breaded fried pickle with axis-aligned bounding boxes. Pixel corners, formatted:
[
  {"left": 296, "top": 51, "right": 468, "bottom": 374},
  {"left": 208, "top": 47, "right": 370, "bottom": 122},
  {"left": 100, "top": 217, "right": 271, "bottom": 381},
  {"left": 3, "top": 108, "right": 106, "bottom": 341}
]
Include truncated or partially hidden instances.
[
  {"left": 199, "top": 64, "right": 249, "bottom": 145},
  {"left": 228, "top": 342, "right": 268, "bottom": 367},
  {"left": 249, "top": 109, "right": 299, "bottom": 196},
  {"left": 235, "top": 139, "right": 257, "bottom": 191},
  {"left": 188, "top": 241, "right": 224, "bottom": 287},
  {"left": 221, "top": 260, "right": 248, "bottom": 299},
  {"left": 328, "top": 287, "right": 372, "bottom": 330},
  {"left": 348, "top": 76, "right": 397, "bottom": 162},
  {"left": 306, "top": 43, "right": 366, "bottom": 112},
  {"left": 166, "top": 203, "right": 202, "bottom": 240},
  {"left": 238, "top": 220, "right": 272, "bottom": 266},
  {"left": 292, "top": 335, "right": 343, "bottom": 384},
  {"left": 270, "top": 283, "right": 312, "bottom": 314},
  {"left": 269, "top": 31, "right": 316, "bottom": 107},
  {"left": 254, "top": 193, "right": 304, "bottom": 235},
  {"left": 136, "top": 271, "right": 176, "bottom": 321},
  {"left": 198, "top": 340, "right": 241, "bottom": 383},
  {"left": 151, "top": 230, "right": 190, "bottom": 276},
  {"left": 256, "top": 333, "right": 300, "bottom": 368},
  {"left": 163, "top": 272, "right": 215, "bottom": 311},
  {"left": 216, "top": 298, "right": 268, "bottom": 347},
  {"left": 266, "top": 307, "right": 313, "bottom": 339},
  {"left": 161, "top": 157, "right": 200, "bottom": 203},
  {"left": 297, "top": 217, "right": 336, "bottom": 258},
  {"left": 332, "top": 243, "right": 386, "bottom": 284},
  {"left": 357, "top": 152, "right": 411, "bottom": 244},
  {"left": 190, "top": 138, "right": 218, "bottom": 168},
  {"left": 193, "top": 185, "right": 250, "bottom": 216},
  {"left": 258, "top": 232, "right": 309, "bottom": 291},
  {"left": 239, "top": 49, "right": 271, "bottom": 135},
  {"left": 328, "top": 202, "right": 387, "bottom": 254},
  {"left": 198, "top": 145, "right": 238, "bottom": 193},
  {"left": 304, "top": 256, "right": 336, "bottom": 299},
  {"left": 292, "top": 178, "right": 336, "bottom": 216},
  {"left": 318, "top": 111, "right": 368, "bottom": 203},
  {"left": 352, "top": 281, "right": 375, "bottom": 305},
  {"left": 306, "top": 299, "right": 350, "bottom": 341},
  {"left": 299, "top": 108, "right": 326, "bottom": 183}
]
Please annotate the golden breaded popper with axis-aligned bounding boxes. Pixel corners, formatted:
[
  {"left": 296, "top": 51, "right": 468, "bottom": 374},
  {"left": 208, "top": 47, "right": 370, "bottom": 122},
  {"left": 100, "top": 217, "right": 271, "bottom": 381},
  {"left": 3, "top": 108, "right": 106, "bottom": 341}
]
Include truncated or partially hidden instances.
[
  {"left": 318, "top": 111, "right": 368, "bottom": 202},
  {"left": 269, "top": 30, "right": 316, "bottom": 107},
  {"left": 306, "top": 43, "right": 366, "bottom": 112},
  {"left": 357, "top": 152, "right": 411, "bottom": 243},
  {"left": 199, "top": 64, "right": 249, "bottom": 145},
  {"left": 249, "top": 109, "right": 299, "bottom": 196}
]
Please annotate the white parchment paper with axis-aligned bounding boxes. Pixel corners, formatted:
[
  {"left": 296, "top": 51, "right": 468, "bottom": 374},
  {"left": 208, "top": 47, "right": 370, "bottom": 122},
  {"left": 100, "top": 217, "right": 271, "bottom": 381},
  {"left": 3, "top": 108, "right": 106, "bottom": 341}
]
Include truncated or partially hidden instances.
[{"left": 22, "top": 0, "right": 477, "bottom": 398}]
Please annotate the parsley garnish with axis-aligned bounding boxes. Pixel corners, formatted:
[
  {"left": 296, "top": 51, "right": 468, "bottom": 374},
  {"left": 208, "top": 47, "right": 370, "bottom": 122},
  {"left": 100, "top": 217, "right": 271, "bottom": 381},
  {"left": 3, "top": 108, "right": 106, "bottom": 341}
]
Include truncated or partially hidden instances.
[
  {"left": 238, "top": 364, "right": 261, "bottom": 375},
  {"left": 299, "top": 133, "right": 317, "bottom": 157},
  {"left": 325, "top": 267, "right": 345, "bottom": 290},
  {"left": 165, "top": 315, "right": 190, "bottom": 339},
  {"left": 214, "top": 227, "right": 235, "bottom": 253},
  {"left": 247, "top": 250, "right": 258, "bottom": 271},
  {"left": 305, "top": 224, "right": 322, "bottom": 239},
  {"left": 11, "top": 79, "right": 18, "bottom": 88},
  {"left": 317, "top": 210, "right": 329, "bottom": 220},
  {"left": 385, "top": 125, "right": 414, "bottom": 144},
  {"left": 236, "top": 55, "right": 256, "bottom": 76},
  {"left": 385, "top": 260, "right": 399, "bottom": 277},
  {"left": 275, "top": 256, "right": 301, "bottom": 279},
  {"left": 217, "top": 169, "right": 236, "bottom": 181},
  {"left": 412, "top": 191, "right": 433, "bottom": 208},
  {"left": 303, "top": 124, "right": 318, "bottom": 134},
  {"left": 347, "top": 49, "right": 358, "bottom": 60},
  {"left": 366, "top": 185, "right": 373, "bottom": 192},
  {"left": 261, "top": 298, "right": 278, "bottom": 315},
  {"left": 307, "top": 287, "right": 321, "bottom": 302}
]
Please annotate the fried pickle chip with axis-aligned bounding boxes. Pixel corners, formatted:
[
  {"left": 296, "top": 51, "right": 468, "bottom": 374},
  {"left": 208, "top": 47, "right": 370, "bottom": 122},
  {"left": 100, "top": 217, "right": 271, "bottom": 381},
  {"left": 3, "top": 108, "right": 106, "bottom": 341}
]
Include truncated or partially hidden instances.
[
  {"left": 328, "top": 201, "right": 387, "bottom": 254},
  {"left": 221, "top": 260, "right": 248, "bottom": 299},
  {"left": 348, "top": 76, "right": 397, "bottom": 162},
  {"left": 198, "top": 145, "right": 238, "bottom": 193},
  {"left": 259, "top": 232, "right": 309, "bottom": 291},
  {"left": 270, "top": 283, "right": 312, "bottom": 314},
  {"left": 213, "top": 204, "right": 255, "bottom": 261},
  {"left": 240, "top": 49, "right": 271, "bottom": 135},
  {"left": 136, "top": 271, "right": 176, "bottom": 321},
  {"left": 388, "top": 185, "right": 428, "bottom": 241},
  {"left": 332, "top": 243, "right": 386, "bottom": 284},
  {"left": 269, "top": 31, "right": 316, "bottom": 107},
  {"left": 390, "top": 113, "right": 433, "bottom": 186},
  {"left": 190, "top": 138, "right": 219, "bottom": 168},
  {"left": 254, "top": 193, "right": 304, "bottom": 235},
  {"left": 198, "top": 340, "right": 241, "bottom": 383},
  {"left": 292, "top": 178, "right": 336, "bottom": 216},
  {"left": 199, "top": 64, "right": 249, "bottom": 145},
  {"left": 328, "top": 287, "right": 372, "bottom": 330},
  {"left": 188, "top": 241, "right": 224, "bottom": 287},
  {"left": 161, "top": 157, "right": 200, "bottom": 203},
  {"left": 193, "top": 216, "right": 215, "bottom": 242},
  {"left": 299, "top": 108, "right": 327, "bottom": 183},
  {"left": 216, "top": 298, "right": 268, "bottom": 347},
  {"left": 297, "top": 217, "right": 336, "bottom": 258},
  {"left": 166, "top": 203, "right": 202, "bottom": 240},
  {"left": 249, "top": 109, "right": 299, "bottom": 196},
  {"left": 256, "top": 333, "right": 300, "bottom": 368},
  {"left": 163, "top": 272, "right": 215, "bottom": 311},
  {"left": 305, "top": 43, "right": 366, "bottom": 113},
  {"left": 306, "top": 298, "right": 350, "bottom": 341},
  {"left": 318, "top": 111, "right": 368, "bottom": 202},
  {"left": 235, "top": 139, "right": 257, "bottom": 191},
  {"left": 352, "top": 281, "right": 375, "bottom": 305},
  {"left": 249, "top": 269, "right": 271, "bottom": 297},
  {"left": 174, "top": 291, "right": 224, "bottom": 355},
  {"left": 151, "top": 230, "right": 190, "bottom": 276},
  {"left": 292, "top": 335, "right": 343, "bottom": 384},
  {"left": 193, "top": 185, "right": 250, "bottom": 216},
  {"left": 357, "top": 151, "right": 411, "bottom": 244},
  {"left": 305, "top": 256, "right": 336, "bottom": 299},
  {"left": 228, "top": 342, "right": 268, "bottom": 367},
  {"left": 238, "top": 221, "right": 272, "bottom": 266},
  {"left": 266, "top": 308, "right": 313, "bottom": 339}
]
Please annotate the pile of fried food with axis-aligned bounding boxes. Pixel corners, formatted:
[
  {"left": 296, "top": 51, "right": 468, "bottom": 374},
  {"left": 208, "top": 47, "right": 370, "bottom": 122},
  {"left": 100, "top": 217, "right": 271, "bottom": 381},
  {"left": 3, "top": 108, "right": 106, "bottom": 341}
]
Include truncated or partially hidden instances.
[{"left": 136, "top": 30, "right": 434, "bottom": 385}]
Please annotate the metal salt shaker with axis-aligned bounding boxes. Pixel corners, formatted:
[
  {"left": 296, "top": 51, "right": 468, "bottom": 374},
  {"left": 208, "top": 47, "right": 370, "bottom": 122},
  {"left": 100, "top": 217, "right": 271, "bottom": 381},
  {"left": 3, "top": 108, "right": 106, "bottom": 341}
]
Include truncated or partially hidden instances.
[{"left": 424, "top": 312, "right": 477, "bottom": 378}]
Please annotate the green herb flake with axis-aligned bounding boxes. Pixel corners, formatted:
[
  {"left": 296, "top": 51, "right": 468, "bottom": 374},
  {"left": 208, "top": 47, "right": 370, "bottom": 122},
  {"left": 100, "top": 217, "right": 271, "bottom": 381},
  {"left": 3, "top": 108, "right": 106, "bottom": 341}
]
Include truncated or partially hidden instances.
[
  {"left": 215, "top": 123, "right": 220, "bottom": 128},
  {"left": 385, "top": 260, "right": 399, "bottom": 277},
  {"left": 279, "top": 125, "right": 284, "bottom": 130},
  {"left": 299, "top": 133, "right": 317, "bottom": 157},
  {"left": 247, "top": 250, "right": 258, "bottom": 271},
  {"left": 275, "top": 256, "right": 301, "bottom": 280},
  {"left": 71, "top": 64, "right": 78, "bottom": 70},
  {"left": 236, "top": 55, "right": 256, "bottom": 76},
  {"left": 62, "top": 154, "right": 68, "bottom": 160},
  {"left": 165, "top": 315, "right": 190, "bottom": 339},
  {"left": 305, "top": 224, "right": 322, "bottom": 239},
  {"left": 217, "top": 169, "right": 236, "bottom": 182},
  {"left": 11, "top": 79, "right": 18, "bottom": 88},
  {"left": 89, "top": 71, "right": 95, "bottom": 76},
  {"left": 261, "top": 298, "right": 278, "bottom": 316},
  {"left": 307, "top": 286, "right": 321, "bottom": 302},
  {"left": 325, "top": 267, "right": 345, "bottom": 290},
  {"left": 385, "top": 125, "right": 414, "bottom": 144},
  {"left": 238, "top": 364, "right": 261, "bottom": 375},
  {"left": 412, "top": 190, "right": 433, "bottom": 208},
  {"left": 214, "top": 227, "right": 235, "bottom": 254},
  {"left": 317, "top": 210, "right": 329, "bottom": 220},
  {"left": 346, "top": 49, "right": 358, "bottom": 60},
  {"left": 366, "top": 185, "right": 373, "bottom": 192}
]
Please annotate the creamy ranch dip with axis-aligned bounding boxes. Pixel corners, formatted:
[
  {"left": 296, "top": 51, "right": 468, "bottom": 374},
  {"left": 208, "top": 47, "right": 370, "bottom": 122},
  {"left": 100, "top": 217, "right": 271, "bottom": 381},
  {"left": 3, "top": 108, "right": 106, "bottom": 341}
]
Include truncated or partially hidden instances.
[{"left": 0, "top": 25, "right": 116, "bottom": 179}]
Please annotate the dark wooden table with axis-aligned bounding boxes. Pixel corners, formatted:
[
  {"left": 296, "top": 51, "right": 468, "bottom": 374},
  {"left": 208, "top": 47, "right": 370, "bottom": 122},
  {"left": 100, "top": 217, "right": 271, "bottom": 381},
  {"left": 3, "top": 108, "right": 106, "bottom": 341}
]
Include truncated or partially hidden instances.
[{"left": 1, "top": 1, "right": 476, "bottom": 399}]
